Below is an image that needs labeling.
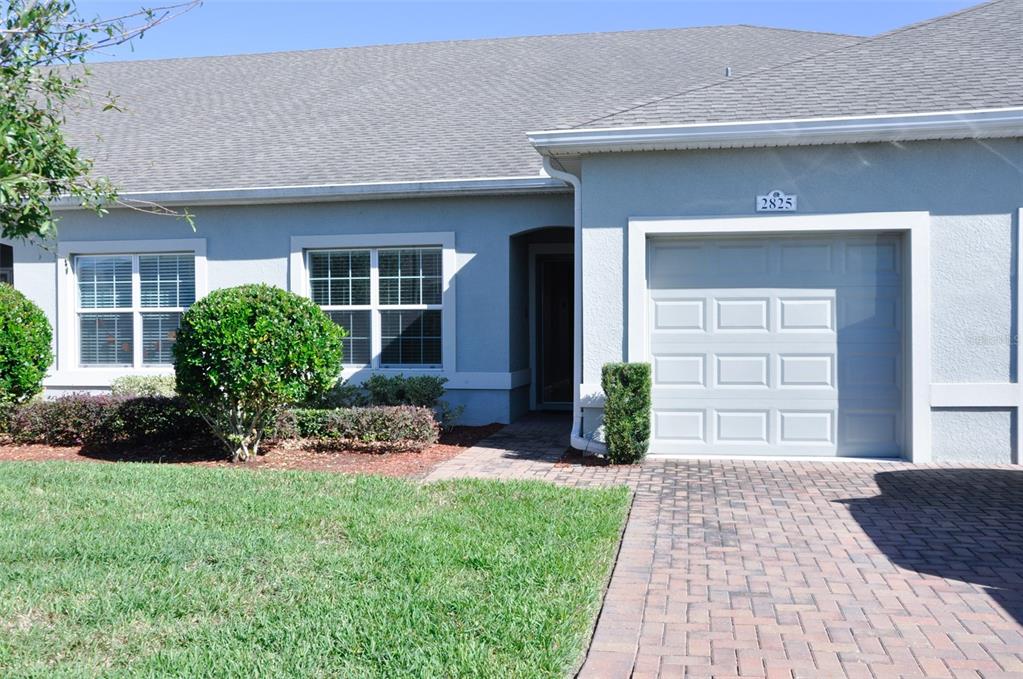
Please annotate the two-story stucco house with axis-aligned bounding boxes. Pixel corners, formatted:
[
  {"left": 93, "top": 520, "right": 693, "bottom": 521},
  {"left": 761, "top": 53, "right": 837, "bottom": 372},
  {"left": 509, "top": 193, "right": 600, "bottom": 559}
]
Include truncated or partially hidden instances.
[{"left": 5, "top": 0, "right": 1022, "bottom": 461}]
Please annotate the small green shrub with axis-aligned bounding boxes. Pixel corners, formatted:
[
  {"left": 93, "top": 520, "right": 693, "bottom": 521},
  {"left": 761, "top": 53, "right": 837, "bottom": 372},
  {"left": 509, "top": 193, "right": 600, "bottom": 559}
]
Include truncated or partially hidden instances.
[
  {"left": 361, "top": 373, "right": 462, "bottom": 428},
  {"left": 0, "top": 285, "right": 52, "bottom": 426},
  {"left": 308, "top": 380, "right": 369, "bottom": 408},
  {"left": 600, "top": 362, "right": 651, "bottom": 464},
  {"left": 173, "top": 285, "right": 345, "bottom": 461},
  {"left": 364, "top": 374, "right": 448, "bottom": 408},
  {"left": 9, "top": 394, "right": 207, "bottom": 447},
  {"left": 289, "top": 406, "right": 439, "bottom": 451},
  {"left": 110, "top": 374, "right": 177, "bottom": 397}
]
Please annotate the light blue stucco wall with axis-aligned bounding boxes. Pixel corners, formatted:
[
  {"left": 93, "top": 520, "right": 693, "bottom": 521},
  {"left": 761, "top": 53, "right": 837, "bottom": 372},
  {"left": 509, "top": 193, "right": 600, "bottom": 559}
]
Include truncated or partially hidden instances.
[
  {"left": 578, "top": 138, "right": 1023, "bottom": 460},
  {"left": 13, "top": 193, "right": 573, "bottom": 425},
  {"left": 931, "top": 408, "right": 1016, "bottom": 464}
]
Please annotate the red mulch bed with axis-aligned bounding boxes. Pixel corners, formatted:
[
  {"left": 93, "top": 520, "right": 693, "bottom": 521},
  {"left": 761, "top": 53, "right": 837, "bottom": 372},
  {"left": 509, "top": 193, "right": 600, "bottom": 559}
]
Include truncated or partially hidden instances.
[{"left": 0, "top": 423, "right": 505, "bottom": 479}]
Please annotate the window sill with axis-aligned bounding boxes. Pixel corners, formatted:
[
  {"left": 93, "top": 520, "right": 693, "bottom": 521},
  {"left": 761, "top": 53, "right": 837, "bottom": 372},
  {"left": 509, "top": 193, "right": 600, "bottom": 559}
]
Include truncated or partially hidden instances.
[{"left": 44, "top": 367, "right": 174, "bottom": 388}]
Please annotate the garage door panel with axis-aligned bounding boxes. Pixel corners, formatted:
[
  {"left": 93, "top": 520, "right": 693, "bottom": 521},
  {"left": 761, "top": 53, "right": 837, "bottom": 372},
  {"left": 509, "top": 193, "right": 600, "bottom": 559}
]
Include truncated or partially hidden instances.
[
  {"left": 715, "top": 354, "right": 770, "bottom": 387},
  {"left": 717, "top": 243, "right": 769, "bottom": 274},
  {"left": 779, "top": 354, "right": 834, "bottom": 387},
  {"left": 716, "top": 410, "right": 770, "bottom": 442},
  {"left": 653, "top": 410, "right": 706, "bottom": 442},
  {"left": 715, "top": 298, "right": 770, "bottom": 331},
  {"left": 779, "top": 410, "right": 835, "bottom": 444},
  {"left": 648, "top": 233, "right": 903, "bottom": 457},
  {"left": 652, "top": 355, "right": 705, "bottom": 386},
  {"left": 653, "top": 299, "right": 705, "bottom": 330}
]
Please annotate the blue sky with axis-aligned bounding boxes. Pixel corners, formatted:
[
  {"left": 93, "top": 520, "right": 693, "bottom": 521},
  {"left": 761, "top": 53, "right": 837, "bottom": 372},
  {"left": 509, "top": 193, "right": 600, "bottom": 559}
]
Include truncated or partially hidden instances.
[{"left": 78, "top": 0, "right": 977, "bottom": 62}]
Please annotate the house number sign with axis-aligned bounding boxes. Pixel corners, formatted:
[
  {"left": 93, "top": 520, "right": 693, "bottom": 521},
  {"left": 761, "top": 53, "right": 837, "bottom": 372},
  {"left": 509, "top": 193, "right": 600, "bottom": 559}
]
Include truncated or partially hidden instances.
[{"left": 756, "top": 190, "right": 797, "bottom": 212}]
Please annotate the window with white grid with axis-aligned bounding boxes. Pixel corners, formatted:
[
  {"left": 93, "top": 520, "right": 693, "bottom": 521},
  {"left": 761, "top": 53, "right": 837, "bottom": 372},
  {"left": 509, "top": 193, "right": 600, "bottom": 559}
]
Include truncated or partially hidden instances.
[
  {"left": 307, "top": 246, "right": 443, "bottom": 368},
  {"left": 75, "top": 253, "right": 195, "bottom": 367}
]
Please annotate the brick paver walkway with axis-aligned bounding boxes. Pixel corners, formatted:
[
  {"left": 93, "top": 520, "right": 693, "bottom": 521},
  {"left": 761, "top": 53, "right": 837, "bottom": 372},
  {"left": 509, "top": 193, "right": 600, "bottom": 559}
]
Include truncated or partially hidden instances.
[{"left": 426, "top": 416, "right": 1023, "bottom": 678}]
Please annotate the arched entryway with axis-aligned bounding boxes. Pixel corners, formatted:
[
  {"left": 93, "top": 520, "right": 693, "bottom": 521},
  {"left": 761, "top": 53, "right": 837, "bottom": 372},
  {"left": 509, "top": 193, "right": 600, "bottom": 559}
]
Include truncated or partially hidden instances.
[{"left": 509, "top": 226, "right": 573, "bottom": 413}]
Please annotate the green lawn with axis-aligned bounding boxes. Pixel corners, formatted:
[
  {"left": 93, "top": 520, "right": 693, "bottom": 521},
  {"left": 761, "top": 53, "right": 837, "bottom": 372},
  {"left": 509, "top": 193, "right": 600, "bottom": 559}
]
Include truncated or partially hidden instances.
[{"left": 0, "top": 463, "right": 630, "bottom": 678}]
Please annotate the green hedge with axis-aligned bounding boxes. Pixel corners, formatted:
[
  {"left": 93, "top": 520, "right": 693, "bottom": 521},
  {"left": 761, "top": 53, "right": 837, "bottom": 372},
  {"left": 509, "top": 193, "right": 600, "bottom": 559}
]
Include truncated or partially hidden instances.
[
  {"left": 285, "top": 406, "right": 439, "bottom": 451},
  {"left": 9, "top": 395, "right": 206, "bottom": 447},
  {"left": 10, "top": 396, "right": 439, "bottom": 454},
  {"left": 600, "top": 362, "right": 651, "bottom": 464}
]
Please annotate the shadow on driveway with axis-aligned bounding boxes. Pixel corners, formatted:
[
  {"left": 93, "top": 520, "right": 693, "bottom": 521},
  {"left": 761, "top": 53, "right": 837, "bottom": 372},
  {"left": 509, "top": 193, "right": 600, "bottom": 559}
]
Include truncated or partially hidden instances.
[{"left": 840, "top": 468, "right": 1023, "bottom": 624}]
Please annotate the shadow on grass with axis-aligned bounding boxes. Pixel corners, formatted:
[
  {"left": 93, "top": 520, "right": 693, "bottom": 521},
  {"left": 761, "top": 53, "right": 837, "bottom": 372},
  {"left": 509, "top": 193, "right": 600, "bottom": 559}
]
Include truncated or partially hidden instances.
[{"left": 839, "top": 468, "right": 1023, "bottom": 624}]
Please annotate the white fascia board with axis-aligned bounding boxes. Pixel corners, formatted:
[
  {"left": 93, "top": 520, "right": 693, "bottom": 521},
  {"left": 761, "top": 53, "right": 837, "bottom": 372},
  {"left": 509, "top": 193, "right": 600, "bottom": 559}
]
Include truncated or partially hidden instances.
[
  {"left": 528, "top": 107, "right": 1023, "bottom": 155},
  {"left": 50, "top": 175, "right": 569, "bottom": 210}
]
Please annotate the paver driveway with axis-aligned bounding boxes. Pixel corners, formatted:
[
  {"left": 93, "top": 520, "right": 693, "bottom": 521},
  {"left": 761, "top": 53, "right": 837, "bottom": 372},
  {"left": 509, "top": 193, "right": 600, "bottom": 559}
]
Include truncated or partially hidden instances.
[{"left": 426, "top": 418, "right": 1023, "bottom": 678}]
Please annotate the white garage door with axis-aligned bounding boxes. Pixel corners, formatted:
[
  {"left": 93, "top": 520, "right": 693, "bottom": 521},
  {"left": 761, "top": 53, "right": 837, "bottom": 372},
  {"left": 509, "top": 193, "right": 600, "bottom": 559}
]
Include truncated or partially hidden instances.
[{"left": 648, "top": 233, "right": 903, "bottom": 457}]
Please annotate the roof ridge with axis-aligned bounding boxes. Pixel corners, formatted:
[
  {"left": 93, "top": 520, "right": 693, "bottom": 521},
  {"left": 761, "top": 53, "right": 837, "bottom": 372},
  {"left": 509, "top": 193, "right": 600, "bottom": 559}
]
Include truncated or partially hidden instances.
[
  {"left": 571, "top": 0, "right": 1001, "bottom": 129},
  {"left": 872, "top": 0, "right": 1005, "bottom": 37},
  {"left": 86, "top": 23, "right": 859, "bottom": 67},
  {"left": 732, "top": 22, "right": 860, "bottom": 41}
]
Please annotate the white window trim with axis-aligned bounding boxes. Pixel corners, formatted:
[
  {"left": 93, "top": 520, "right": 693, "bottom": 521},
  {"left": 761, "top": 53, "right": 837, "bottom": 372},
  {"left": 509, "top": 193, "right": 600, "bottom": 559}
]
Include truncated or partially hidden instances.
[
  {"left": 626, "top": 212, "right": 931, "bottom": 462},
  {"left": 290, "top": 232, "right": 457, "bottom": 376},
  {"left": 55, "top": 239, "right": 208, "bottom": 381}
]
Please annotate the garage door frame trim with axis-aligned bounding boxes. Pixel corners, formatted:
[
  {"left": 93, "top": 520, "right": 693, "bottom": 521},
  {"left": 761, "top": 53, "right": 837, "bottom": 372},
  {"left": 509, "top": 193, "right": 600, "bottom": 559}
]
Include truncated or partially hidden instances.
[{"left": 627, "top": 212, "right": 931, "bottom": 461}]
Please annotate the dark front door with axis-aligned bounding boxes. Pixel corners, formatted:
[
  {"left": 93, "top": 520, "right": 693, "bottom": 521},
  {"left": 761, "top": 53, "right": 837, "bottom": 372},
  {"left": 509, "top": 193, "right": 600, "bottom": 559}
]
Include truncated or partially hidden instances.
[{"left": 537, "top": 255, "right": 573, "bottom": 408}]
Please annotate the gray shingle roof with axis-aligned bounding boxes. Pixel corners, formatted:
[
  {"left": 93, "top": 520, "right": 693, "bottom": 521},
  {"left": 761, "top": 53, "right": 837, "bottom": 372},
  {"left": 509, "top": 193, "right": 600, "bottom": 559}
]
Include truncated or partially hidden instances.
[
  {"left": 582, "top": 0, "right": 1023, "bottom": 129},
  {"left": 65, "top": 26, "right": 856, "bottom": 192}
]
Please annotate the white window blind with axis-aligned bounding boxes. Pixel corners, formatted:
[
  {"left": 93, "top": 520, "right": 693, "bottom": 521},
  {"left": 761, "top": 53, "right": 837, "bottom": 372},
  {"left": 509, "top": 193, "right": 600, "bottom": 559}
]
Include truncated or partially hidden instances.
[
  {"left": 75, "top": 253, "right": 195, "bottom": 367},
  {"left": 307, "top": 246, "right": 443, "bottom": 368}
]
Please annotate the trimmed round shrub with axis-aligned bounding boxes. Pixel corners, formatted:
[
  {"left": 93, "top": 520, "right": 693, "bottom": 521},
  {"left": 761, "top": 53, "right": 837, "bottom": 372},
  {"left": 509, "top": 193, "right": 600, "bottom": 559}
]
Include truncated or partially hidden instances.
[
  {"left": 173, "top": 284, "right": 345, "bottom": 461},
  {"left": 0, "top": 285, "right": 52, "bottom": 424}
]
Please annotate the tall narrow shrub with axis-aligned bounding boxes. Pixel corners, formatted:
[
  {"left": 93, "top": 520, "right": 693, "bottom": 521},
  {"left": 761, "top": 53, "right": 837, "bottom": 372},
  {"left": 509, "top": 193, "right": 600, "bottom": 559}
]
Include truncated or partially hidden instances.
[
  {"left": 601, "top": 362, "right": 651, "bottom": 464},
  {"left": 0, "top": 285, "right": 52, "bottom": 425},
  {"left": 173, "top": 284, "right": 345, "bottom": 461}
]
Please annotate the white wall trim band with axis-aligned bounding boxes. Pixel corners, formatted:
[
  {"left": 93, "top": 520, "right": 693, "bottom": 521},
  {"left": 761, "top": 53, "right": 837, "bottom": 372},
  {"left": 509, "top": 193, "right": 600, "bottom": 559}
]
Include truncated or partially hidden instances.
[
  {"left": 528, "top": 107, "right": 1023, "bottom": 156},
  {"left": 930, "top": 383, "right": 1022, "bottom": 408},
  {"left": 43, "top": 368, "right": 531, "bottom": 391}
]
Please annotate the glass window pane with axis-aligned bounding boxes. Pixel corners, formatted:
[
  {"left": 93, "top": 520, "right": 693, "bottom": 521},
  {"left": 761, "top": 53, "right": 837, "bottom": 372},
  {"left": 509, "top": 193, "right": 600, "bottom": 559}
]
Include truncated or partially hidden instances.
[
  {"left": 308, "top": 249, "right": 369, "bottom": 307},
  {"left": 329, "top": 252, "right": 349, "bottom": 279},
  {"left": 380, "top": 310, "right": 441, "bottom": 367},
  {"left": 422, "top": 278, "right": 442, "bottom": 305},
  {"left": 327, "top": 310, "right": 371, "bottom": 366},
  {"left": 140, "top": 254, "right": 194, "bottom": 308},
  {"left": 77, "top": 256, "right": 132, "bottom": 309},
  {"left": 310, "top": 279, "right": 329, "bottom": 305},
  {"left": 141, "top": 312, "right": 181, "bottom": 366},
  {"left": 329, "top": 279, "right": 349, "bottom": 306},
  {"left": 379, "top": 247, "right": 442, "bottom": 307},
  {"left": 79, "top": 313, "right": 133, "bottom": 366},
  {"left": 421, "top": 250, "right": 442, "bottom": 277},
  {"left": 379, "top": 277, "right": 400, "bottom": 305},
  {"left": 350, "top": 278, "right": 370, "bottom": 305},
  {"left": 378, "top": 250, "right": 399, "bottom": 277},
  {"left": 351, "top": 251, "right": 370, "bottom": 278},
  {"left": 399, "top": 278, "right": 421, "bottom": 305},
  {"left": 399, "top": 249, "right": 420, "bottom": 277},
  {"left": 309, "top": 252, "right": 330, "bottom": 278}
]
